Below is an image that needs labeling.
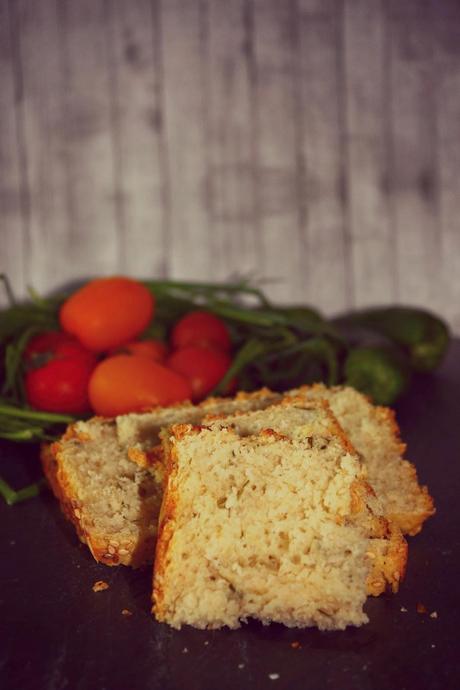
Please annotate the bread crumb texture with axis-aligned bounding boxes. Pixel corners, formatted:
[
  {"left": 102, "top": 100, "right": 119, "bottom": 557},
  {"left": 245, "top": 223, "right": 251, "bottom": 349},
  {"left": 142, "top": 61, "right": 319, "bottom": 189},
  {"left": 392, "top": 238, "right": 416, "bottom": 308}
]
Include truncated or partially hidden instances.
[
  {"left": 41, "top": 418, "right": 163, "bottom": 567},
  {"left": 291, "top": 385, "right": 435, "bottom": 535},
  {"left": 42, "top": 383, "right": 430, "bottom": 575},
  {"left": 153, "top": 401, "right": 405, "bottom": 630}
]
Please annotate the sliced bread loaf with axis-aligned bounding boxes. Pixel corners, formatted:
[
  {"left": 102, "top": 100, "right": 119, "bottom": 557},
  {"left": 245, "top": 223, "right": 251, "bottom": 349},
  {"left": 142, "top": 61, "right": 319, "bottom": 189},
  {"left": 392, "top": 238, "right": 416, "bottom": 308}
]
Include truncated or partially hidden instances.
[
  {"left": 42, "top": 419, "right": 163, "bottom": 567},
  {"left": 119, "top": 384, "right": 433, "bottom": 536},
  {"left": 43, "top": 383, "right": 429, "bottom": 569},
  {"left": 291, "top": 385, "right": 434, "bottom": 535},
  {"left": 153, "top": 400, "right": 407, "bottom": 630},
  {"left": 117, "top": 389, "right": 279, "bottom": 468},
  {"left": 202, "top": 397, "right": 407, "bottom": 596},
  {"left": 41, "top": 390, "right": 277, "bottom": 567}
]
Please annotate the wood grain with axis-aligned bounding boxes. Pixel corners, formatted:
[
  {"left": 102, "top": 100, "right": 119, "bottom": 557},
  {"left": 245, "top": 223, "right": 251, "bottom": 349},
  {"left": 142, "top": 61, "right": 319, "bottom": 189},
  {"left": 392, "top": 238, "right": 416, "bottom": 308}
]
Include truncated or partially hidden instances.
[
  {"left": 387, "top": 0, "right": 440, "bottom": 308},
  {"left": 251, "top": 0, "right": 303, "bottom": 302},
  {"left": 0, "top": 0, "right": 458, "bottom": 332},
  {"left": 160, "top": 0, "right": 210, "bottom": 280},
  {"left": 342, "top": 0, "right": 397, "bottom": 308},
  {"left": 0, "top": 0, "right": 26, "bottom": 306},
  {"left": 297, "top": 0, "right": 350, "bottom": 313},
  {"left": 205, "top": 0, "right": 258, "bottom": 281},
  {"left": 108, "top": 0, "right": 169, "bottom": 279},
  {"left": 57, "top": 0, "right": 119, "bottom": 280},
  {"left": 12, "top": 0, "right": 70, "bottom": 292},
  {"left": 434, "top": 0, "right": 460, "bottom": 333}
]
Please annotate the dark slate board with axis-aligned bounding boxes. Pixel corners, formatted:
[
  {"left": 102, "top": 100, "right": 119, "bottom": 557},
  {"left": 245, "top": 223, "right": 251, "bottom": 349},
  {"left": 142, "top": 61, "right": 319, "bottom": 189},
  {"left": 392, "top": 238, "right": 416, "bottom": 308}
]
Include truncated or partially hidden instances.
[{"left": 1, "top": 343, "right": 460, "bottom": 690}]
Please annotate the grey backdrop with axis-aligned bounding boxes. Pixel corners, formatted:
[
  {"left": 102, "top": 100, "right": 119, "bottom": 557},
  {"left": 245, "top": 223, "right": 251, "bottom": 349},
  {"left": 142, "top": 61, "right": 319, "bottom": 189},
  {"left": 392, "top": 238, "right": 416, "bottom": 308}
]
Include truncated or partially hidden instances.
[{"left": 1, "top": 0, "right": 459, "bottom": 330}]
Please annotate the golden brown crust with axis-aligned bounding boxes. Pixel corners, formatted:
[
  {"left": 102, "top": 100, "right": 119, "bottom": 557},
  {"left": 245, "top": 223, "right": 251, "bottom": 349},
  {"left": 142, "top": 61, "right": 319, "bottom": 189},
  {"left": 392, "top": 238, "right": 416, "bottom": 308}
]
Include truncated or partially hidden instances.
[
  {"left": 41, "top": 442, "right": 90, "bottom": 548},
  {"left": 41, "top": 442, "right": 154, "bottom": 568},
  {"left": 298, "top": 384, "right": 435, "bottom": 535},
  {"left": 127, "top": 445, "right": 164, "bottom": 472},
  {"left": 348, "top": 478, "right": 408, "bottom": 595},
  {"left": 366, "top": 527, "right": 408, "bottom": 596},
  {"left": 151, "top": 436, "right": 180, "bottom": 620},
  {"left": 373, "top": 407, "right": 435, "bottom": 533}
]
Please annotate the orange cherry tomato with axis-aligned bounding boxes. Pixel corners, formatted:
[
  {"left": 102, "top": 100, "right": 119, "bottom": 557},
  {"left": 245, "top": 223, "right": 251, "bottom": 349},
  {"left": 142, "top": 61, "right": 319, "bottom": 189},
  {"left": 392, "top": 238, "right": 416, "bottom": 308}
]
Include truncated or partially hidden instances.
[
  {"left": 60, "top": 277, "right": 154, "bottom": 352},
  {"left": 88, "top": 355, "right": 192, "bottom": 416},
  {"left": 167, "top": 345, "right": 233, "bottom": 402},
  {"left": 171, "top": 311, "right": 231, "bottom": 352},
  {"left": 112, "top": 339, "right": 168, "bottom": 362}
]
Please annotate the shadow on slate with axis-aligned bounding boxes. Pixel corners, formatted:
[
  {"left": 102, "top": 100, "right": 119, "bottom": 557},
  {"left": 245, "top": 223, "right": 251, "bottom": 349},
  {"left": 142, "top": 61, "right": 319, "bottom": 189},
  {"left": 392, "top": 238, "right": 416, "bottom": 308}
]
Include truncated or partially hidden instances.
[{"left": 1, "top": 343, "right": 459, "bottom": 690}]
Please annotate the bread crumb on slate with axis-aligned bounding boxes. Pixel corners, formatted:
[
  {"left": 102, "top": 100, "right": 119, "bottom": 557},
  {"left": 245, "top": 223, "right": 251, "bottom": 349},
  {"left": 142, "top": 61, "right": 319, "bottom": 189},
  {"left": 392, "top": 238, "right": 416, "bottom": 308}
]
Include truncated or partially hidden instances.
[
  {"left": 238, "top": 664, "right": 245, "bottom": 670},
  {"left": 204, "top": 641, "right": 209, "bottom": 646},
  {"left": 291, "top": 641, "right": 301, "bottom": 649},
  {"left": 268, "top": 674, "right": 280, "bottom": 680},
  {"left": 400, "top": 607, "right": 407, "bottom": 612},
  {"left": 92, "top": 580, "right": 109, "bottom": 592},
  {"left": 121, "top": 609, "right": 132, "bottom": 616},
  {"left": 182, "top": 648, "right": 188, "bottom": 654},
  {"left": 430, "top": 611, "right": 438, "bottom": 619},
  {"left": 416, "top": 603, "right": 428, "bottom": 614}
]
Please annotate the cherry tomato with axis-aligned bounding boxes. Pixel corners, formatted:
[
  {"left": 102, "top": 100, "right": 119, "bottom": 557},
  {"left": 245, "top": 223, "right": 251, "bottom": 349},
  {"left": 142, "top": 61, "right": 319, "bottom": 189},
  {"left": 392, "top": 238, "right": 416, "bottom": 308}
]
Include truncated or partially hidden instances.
[
  {"left": 25, "top": 333, "right": 97, "bottom": 413},
  {"left": 171, "top": 311, "right": 231, "bottom": 352},
  {"left": 88, "top": 355, "right": 192, "bottom": 417},
  {"left": 60, "top": 277, "right": 154, "bottom": 352},
  {"left": 25, "top": 331, "right": 95, "bottom": 364},
  {"left": 167, "top": 345, "right": 233, "bottom": 402},
  {"left": 111, "top": 339, "right": 168, "bottom": 362}
]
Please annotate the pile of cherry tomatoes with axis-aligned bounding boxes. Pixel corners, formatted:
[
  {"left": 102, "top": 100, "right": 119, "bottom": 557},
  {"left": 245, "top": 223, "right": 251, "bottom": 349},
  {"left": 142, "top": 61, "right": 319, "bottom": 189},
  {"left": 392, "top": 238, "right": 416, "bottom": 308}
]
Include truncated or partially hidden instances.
[{"left": 24, "top": 277, "right": 234, "bottom": 417}]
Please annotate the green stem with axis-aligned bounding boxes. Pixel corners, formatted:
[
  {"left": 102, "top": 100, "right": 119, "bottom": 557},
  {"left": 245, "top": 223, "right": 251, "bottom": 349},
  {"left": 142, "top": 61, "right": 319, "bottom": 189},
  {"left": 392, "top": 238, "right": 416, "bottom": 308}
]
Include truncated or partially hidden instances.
[
  {"left": 0, "top": 404, "right": 75, "bottom": 424},
  {"left": 144, "top": 279, "right": 271, "bottom": 306},
  {"left": 0, "top": 476, "right": 46, "bottom": 506},
  {"left": 212, "top": 338, "right": 270, "bottom": 394}
]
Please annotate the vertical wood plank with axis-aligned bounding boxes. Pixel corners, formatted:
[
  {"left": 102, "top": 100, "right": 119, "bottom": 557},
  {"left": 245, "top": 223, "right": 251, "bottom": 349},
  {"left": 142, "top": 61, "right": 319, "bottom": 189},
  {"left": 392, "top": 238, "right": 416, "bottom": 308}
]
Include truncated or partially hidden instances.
[
  {"left": 205, "top": 0, "right": 259, "bottom": 281},
  {"left": 297, "top": 0, "right": 350, "bottom": 314},
  {"left": 0, "top": 0, "right": 26, "bottom": 305},
  {"left": 57, "top": 0, "right": 119, "bottom": 280},
  {"left": 160, "top": 0, "right": 210, "bottom": 279},
  {"left": 12, "top": 0, "right": 71, "bottom": 293},
  {"left": 252, "top": 0, "right": 303, "bottom": 302},
  {"left": 387, "top": 0, "right": 440, "bottom": 308},
  {"left": 343, "top": 0, "right": 396, "bottom": 307},
  {"left": 434, "top": 0, "right": 460, "bottom": 332},
  {"left": 108, "top": 0, "right": 169, "bottom": 279}
]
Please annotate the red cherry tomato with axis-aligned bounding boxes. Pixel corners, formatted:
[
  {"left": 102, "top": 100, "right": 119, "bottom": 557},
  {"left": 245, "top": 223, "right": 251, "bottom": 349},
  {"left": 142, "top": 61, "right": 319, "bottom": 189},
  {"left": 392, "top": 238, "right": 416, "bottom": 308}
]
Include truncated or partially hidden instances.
[
  {"left": 60, "top": 277, "right": 155, "bottom": 352},
  {"left": 111, "top": 339, "right": 168, "bottom": 362},
  {"left": 88, "top": 355, "right": 192, "bottom": 417},
  {"left": 171, "top": 311, "right": 231, "bottom": 352},
  {"left": 25, "top": 331, "right": 95, "bottom": 364},
  {"left": 25, "top": 359, "right": 96, "bottom": 414},
  {"left": 167, "top": 345, "right": 233, "bottom": 402}
]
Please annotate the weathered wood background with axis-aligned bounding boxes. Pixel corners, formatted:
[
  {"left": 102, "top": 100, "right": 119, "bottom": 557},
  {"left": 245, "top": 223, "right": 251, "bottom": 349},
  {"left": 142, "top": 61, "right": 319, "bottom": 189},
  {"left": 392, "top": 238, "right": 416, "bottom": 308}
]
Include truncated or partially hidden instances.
[{"left": 1, "top": 0, "right": 459, "bottom": 330}]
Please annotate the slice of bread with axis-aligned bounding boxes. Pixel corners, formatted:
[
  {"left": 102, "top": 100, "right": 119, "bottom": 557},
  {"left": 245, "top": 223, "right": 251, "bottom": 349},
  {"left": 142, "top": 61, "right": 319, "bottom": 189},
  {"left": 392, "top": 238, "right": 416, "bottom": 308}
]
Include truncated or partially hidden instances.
[
  {"left": 120, "top": 384, "right": 433, "bottom": 536},
  {"left": 43, "top": 383, "right": 430, "bottom": 569},
  {"left": 153, "top": 400, "right": 407, "bottom": 630},
  {"left": 41, "top": 390, "right": 278, "bottom": 567},
  {"left": 202, "top": 397, "right": 407, "bottom": 596},
  {"left": 290, "top": 385, "right": 435, "bottom": 535},
  {"left": 117, "top": 389, "right": 279, "bottom": 467},
  {"left": 42, "top": 419, "right": 163, "bottom": 567}
]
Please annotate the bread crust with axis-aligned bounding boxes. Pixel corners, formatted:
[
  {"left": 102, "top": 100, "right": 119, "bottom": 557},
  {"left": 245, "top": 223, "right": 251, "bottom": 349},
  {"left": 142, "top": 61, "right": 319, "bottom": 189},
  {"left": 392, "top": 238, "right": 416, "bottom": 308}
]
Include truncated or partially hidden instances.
[
  {"left": 41, "top": 437, "right": 155, "bottom": 568},
  {"left": 153, "top": 403, "right": 409, "bottom": 628}
]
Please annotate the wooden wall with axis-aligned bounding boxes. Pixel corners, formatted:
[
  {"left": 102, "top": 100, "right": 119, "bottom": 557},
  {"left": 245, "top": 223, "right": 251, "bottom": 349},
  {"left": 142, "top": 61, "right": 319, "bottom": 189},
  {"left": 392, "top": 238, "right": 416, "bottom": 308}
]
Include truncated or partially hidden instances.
[{"left": 1, "top": 0, "right": 459, "bottom": 331}]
